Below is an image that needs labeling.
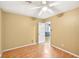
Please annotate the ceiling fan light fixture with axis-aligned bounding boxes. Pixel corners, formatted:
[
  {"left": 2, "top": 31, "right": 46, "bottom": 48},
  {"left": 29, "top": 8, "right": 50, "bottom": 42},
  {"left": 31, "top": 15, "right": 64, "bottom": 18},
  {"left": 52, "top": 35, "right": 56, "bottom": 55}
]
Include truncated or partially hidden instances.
[
  {"left": 43, "top": 6, "right": 48, "bottom": 11},
  {"left": 42, "top": 1, "right": 47, "bottom": 4}
]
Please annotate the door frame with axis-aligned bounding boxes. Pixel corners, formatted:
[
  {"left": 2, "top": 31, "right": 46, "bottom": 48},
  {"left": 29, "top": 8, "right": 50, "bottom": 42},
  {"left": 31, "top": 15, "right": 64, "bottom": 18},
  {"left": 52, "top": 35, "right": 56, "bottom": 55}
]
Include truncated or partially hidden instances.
[
  {"left": 37, "top": 22, "right": 46, "bottom": 44},
  {"left": 36, "top": 20, "right": 52, "bottom": 45}
]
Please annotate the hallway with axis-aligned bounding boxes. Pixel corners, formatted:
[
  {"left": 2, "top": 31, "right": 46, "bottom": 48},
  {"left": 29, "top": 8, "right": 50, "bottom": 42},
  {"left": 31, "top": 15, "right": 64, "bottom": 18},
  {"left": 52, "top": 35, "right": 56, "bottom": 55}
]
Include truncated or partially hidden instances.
[{"left": 2, "top": 44, "right": 76, "bottom": 58}]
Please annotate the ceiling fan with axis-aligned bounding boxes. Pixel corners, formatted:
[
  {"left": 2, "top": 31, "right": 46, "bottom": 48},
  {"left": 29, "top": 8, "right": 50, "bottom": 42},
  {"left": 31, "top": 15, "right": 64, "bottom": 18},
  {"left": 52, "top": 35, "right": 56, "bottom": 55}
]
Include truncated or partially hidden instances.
[{"left": 26, "top": 1, "right": 60, "bottom": 16}]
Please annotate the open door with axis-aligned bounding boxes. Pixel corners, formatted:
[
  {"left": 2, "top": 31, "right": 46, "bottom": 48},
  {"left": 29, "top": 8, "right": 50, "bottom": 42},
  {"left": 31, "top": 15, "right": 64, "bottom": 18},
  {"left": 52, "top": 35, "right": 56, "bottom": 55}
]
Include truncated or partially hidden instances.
[{"left": 38, "top": 22, "right": 45, "bottom": 44}]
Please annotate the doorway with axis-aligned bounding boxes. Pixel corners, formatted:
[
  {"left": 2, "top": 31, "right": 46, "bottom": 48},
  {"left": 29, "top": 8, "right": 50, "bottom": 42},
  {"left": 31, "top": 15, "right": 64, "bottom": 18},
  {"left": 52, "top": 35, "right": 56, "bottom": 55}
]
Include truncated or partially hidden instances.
[
  {"left": 38, "top": 21, "right": 51, "bottom": 45},
  {"left": 45, "top": 21, "right": 51, "bottom": 45}
]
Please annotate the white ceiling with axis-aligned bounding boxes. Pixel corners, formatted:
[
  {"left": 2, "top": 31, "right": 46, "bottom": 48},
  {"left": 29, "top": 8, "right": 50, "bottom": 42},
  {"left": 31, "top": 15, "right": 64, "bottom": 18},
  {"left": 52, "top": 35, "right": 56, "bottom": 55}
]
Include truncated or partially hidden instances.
[{"left": 0, "top": 1, "right": 79, "bottom": 19}]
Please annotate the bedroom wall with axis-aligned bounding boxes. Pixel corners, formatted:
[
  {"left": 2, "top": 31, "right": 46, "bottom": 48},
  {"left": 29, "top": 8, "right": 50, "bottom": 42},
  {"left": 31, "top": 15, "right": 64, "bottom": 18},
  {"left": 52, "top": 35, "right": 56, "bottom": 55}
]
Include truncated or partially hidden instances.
[
  {"left": 2, "top": 11, "right": 41, "bottom": 50},
  {"left": 50, "top": 8, "right": 79, "bottom": 55}
]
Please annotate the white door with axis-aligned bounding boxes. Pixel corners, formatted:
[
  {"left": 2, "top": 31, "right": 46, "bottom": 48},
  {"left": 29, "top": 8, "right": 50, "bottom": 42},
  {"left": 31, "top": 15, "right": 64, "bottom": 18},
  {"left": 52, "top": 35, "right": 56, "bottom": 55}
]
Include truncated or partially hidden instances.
[{"left": 38, "top": 22, "right": 45, "bottom": 43}]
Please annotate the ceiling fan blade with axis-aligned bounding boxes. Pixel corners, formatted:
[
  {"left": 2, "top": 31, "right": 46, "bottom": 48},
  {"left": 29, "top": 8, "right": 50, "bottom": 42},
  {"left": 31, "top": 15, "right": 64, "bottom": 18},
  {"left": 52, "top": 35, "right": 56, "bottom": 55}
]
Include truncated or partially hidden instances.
[
  {"left": 31, "top": 7, "right": 41, "bottom": 9},
  {"left": 38, "top": 7, "right": 45, "bottom": 16},
  {"left": 49, "top": 2, "right": 60, "bottom": 7}
]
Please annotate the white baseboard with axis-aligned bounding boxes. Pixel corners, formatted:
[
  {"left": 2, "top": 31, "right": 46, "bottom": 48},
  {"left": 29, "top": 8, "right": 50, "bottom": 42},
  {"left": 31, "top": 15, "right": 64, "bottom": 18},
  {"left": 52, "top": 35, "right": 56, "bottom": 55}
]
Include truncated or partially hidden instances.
[
  {"left": 52, "top": 44, "right": 79, "bottom": 58},
  {"left": 0, "top": 54, "right": 2, "bottom": 58},
  {"left": 2, "top": 43, "right": 36, "bottom": 52}
]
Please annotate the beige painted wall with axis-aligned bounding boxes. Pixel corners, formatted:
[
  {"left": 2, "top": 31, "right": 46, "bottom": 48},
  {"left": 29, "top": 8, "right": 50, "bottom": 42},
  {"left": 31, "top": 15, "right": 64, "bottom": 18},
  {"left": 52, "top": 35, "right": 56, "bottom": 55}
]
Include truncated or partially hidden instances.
[
  {"left": 2, "top": 11, "right": 41, "bottom": 50},
  {"left": 0, "top": 10, "right": 2, "bottom": 53},
  {"left": 50, "top": 8, "right": 79, "bottom": 55}
]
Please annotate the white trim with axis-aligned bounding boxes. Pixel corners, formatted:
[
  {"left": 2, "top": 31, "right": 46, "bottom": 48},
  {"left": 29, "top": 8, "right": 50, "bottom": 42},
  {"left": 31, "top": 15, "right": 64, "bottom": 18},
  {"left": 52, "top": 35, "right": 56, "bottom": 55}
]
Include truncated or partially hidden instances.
[
  {"left": 52, "top": 44, "right": 79, "bottom": 58},
  {"left": 2, "top": 43, "right": 36, "bottom": 52},
  {"left": 0, "top": 54, "right": 2, "bottom": 57}
]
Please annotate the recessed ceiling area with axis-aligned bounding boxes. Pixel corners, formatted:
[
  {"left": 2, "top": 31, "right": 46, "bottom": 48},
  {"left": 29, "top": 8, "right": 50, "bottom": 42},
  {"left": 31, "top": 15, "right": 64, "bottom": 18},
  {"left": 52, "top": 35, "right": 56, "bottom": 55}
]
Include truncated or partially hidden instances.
[{"left": 0, "top": 1, "right": 79, "bottom": 19}]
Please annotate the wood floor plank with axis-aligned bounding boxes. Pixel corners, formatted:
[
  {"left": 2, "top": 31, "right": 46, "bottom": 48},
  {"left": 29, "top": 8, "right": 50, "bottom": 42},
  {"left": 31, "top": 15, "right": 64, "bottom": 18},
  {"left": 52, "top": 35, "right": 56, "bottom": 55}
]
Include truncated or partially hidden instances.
[{"left": 2, "top": 44, "right": 77, "bottom": 58}]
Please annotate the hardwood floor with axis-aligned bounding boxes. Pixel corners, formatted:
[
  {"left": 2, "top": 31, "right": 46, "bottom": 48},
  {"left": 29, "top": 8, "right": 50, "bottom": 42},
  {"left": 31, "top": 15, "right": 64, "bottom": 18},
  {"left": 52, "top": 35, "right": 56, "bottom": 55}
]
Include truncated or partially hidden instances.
[{"left": 2, "top": 43, "right": 77, "bottom": 58}]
